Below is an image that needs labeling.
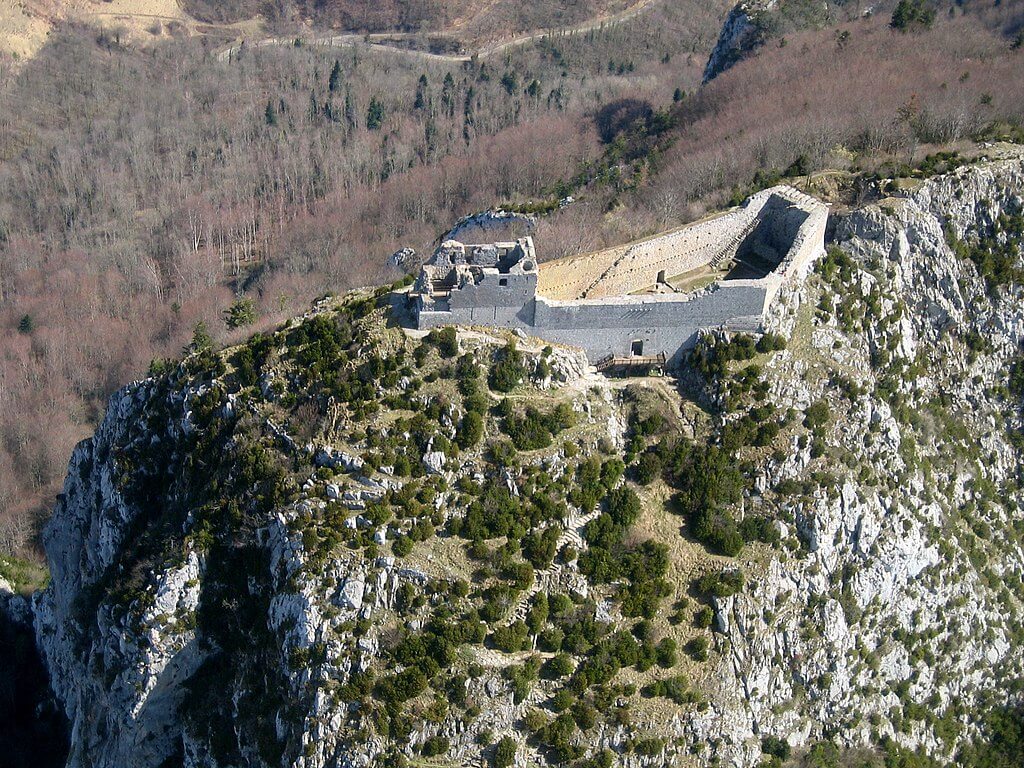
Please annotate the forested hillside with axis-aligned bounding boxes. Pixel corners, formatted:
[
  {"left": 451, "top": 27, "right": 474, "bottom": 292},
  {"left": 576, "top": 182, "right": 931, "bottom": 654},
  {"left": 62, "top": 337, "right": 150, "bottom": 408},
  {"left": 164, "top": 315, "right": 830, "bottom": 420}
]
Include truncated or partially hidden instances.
[{"left": 0, "top": 0, "right": 1022, "bottom": 567}]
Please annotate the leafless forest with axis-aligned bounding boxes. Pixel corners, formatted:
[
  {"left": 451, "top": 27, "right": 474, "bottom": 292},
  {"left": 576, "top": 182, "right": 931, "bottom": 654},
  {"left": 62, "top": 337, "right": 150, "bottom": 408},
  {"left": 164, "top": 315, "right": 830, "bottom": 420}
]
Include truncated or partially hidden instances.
[
  {"left": 0, "top": 0, "right": 1022, "bottom": 559},
  {"left": 181, "top": 0, "right": 641, "bottom": 38}
]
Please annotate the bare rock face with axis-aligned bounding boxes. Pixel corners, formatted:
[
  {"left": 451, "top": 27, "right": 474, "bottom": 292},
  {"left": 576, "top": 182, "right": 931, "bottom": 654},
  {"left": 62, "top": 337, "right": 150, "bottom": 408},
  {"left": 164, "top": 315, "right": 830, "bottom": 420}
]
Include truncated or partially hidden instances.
[
  {"left": 703, "top": 0, "right": 778, "bottom": 83},
  {"left": 34, "top": 380, "right": 208, "bottom": 768},
  {"left": 690, "top": 153, "right": 1024, "bottom": 763}
]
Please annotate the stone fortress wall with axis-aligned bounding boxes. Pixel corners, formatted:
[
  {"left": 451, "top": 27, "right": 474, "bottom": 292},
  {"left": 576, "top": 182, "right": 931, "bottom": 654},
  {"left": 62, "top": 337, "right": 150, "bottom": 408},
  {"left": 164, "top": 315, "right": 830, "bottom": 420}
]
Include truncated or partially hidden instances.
[
  {"left": 536, "top": 205, "right": 755, "bottom": 301},
  {"left": 411, "top": 185, "right": 828, "bottom": 366}
]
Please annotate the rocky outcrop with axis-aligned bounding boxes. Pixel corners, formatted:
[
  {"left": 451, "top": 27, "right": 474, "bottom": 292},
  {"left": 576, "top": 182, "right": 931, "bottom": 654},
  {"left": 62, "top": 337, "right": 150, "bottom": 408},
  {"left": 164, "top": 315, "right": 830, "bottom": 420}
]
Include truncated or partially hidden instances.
[
  {"left": 33, "top": 379, "right": 207, "bottom": 768},
  {"left": 442, "top": 209, "right": 537, "bottom": 243},
  {"left": 692, "top": 153, "right": 1024, "bottom": 763},
  {"left": 703, "top": 1, "right": 777, "bottom": 83}
]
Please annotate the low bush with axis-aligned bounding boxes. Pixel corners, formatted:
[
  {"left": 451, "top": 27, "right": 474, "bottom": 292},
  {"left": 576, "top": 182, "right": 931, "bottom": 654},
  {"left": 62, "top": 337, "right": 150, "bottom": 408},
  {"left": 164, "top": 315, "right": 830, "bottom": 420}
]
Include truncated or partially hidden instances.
[
  {"left": 489, "top": 342, "right": 527, "bottom": 392},
  {"left": 426, "top": 327, "right": 459, "bottom": 358}
]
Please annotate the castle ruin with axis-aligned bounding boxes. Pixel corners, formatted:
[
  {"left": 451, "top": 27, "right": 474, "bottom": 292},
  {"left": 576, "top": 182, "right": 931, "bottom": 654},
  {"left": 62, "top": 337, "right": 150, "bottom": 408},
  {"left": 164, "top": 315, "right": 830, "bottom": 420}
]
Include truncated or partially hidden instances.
[{"left": 410, "top": 185, "right": 828, "bottom": 367}]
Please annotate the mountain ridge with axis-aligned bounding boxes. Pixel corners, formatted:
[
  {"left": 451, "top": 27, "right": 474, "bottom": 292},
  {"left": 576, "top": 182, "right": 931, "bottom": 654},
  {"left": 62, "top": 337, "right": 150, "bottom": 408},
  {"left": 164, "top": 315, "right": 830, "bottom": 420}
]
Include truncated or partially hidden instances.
[{"left": 26, "top": 151, "right": 1024, "bottom": 767}]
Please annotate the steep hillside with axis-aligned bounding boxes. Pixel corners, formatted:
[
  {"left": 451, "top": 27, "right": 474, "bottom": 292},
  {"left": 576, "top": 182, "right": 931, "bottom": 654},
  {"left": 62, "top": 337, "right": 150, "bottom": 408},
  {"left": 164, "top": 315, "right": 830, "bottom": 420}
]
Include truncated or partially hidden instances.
[
  {"left": 182, "top": 0, "right": 642, "bottom": 36},
  {"left": 0, "top": 0, "right": 676, "bottom": 64},
  {"left": 31, "top": 153, "right": 1024, "bottom": 768}
]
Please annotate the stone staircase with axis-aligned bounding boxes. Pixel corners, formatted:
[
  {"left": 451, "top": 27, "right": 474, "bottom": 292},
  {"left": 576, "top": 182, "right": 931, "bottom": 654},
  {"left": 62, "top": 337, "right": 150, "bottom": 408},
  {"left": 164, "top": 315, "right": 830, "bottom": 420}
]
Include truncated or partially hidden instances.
[{"left": 507, "top": 510, "right": 598, "bottom": 623}]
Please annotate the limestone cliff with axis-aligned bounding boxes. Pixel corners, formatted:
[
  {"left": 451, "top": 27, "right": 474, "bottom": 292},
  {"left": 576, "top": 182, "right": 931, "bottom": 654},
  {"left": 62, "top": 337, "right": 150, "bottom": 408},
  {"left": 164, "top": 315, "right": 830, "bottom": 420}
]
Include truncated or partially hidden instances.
[
  {"left": 703, "top": 1, "right": 775, "bottom": 83},
  {"left": 33, "top": 152, "right": 1024, "bottom": 768},
  {"left": 690, "top": 151, "right": 1024, "bottom": 764},
  {"left": 704, "top": 0, "right": 838, "bottom": 83}
]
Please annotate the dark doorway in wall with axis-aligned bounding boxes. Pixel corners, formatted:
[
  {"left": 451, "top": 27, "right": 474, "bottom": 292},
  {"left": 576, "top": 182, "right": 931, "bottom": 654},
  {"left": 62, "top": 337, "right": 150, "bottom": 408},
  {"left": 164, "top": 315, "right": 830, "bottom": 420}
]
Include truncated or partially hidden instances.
[
  {"left": 631, "top": 339, "right": 644, "bottom": 356},
  {"left": 499, "top": 278, "right": 508, "bottom": 286}
]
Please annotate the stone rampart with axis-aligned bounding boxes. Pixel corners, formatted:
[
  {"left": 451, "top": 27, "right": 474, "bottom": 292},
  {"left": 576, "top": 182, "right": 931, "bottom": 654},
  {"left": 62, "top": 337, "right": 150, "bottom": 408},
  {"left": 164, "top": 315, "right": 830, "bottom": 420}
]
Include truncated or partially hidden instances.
[
  {"left": 581, "top": 209, "right": 754, "bottom": 298},
  {"left": 536, "top": 207, "right": 755, "bottom": 300}
]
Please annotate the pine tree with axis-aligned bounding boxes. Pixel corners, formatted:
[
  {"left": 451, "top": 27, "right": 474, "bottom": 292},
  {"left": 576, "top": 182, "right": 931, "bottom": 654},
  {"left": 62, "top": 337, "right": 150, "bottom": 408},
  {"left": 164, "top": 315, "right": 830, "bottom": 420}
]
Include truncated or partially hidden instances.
[
  {"left": 500, "top": 71, "right": 518, "bottom": 95},
  {"left": 366, "top": 97, "right": 385, "bottom": 130},
  {"left": 186, "top": 321, "right": 213, "bottom": 354},
  {"left": 17, "top": 314, "right": 33, "bottom": 334},
  {"left": 414, "top": 74, "right": 428, "bottom": 110},
  {"left": 441, "top": 72, "right": 456, "bottom": 118},
  {"left": 264, "top": 100, "right": 277, "bottom": 126},
  {"left": 224, "top": 298, "right": 257, "bottom": 329},
  {"left": 891, "top": 0, "right": 936, "bottom": 31},
  {"left": 329, "top": 60, "right": 342, "bottom": 92},
  {"left": 344, "top": 90, "right": 356, "bottom": 130}
]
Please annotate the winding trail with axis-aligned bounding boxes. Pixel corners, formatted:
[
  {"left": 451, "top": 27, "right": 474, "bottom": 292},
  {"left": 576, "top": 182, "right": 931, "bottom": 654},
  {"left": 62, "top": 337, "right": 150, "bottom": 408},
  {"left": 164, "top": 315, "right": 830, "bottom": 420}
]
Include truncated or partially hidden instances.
[{"left": 216, "top": 0, "right": 661, "bottom": 63}]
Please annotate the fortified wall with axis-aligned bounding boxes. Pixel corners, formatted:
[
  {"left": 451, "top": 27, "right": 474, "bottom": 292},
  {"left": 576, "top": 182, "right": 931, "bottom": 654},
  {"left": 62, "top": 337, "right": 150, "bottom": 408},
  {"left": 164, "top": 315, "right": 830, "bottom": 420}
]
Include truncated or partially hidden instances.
[{"left": 410, "top": 186, "right": 827, "bottom": 366}]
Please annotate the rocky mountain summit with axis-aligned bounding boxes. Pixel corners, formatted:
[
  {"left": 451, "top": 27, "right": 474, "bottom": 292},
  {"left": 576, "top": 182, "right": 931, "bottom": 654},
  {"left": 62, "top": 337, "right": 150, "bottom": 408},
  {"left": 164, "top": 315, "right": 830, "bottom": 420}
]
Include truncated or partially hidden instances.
[{"left": 32, "top": 152, "right": 1024, "bottom": 768}]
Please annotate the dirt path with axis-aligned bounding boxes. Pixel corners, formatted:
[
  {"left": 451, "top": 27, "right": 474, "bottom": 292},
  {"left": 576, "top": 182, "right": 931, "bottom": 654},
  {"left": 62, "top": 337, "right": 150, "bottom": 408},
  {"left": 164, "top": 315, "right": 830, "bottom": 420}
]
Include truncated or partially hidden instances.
[{"left": 216, "top": 0, "right": 661, "bottom": 64}]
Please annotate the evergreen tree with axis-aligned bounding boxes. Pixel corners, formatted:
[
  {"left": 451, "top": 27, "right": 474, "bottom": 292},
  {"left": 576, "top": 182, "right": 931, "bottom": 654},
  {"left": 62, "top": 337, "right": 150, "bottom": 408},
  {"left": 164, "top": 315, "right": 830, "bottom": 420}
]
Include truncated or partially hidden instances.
[
  {"left": 414, "top": 73, "right": 428, "bottom": 110},
  {"left": 500, "top": 71, "right": 518, "bottom": 95},
  {"left": 17, "top": 314, "right": 33, "bottom": 334},
  {"left": 264, "top": 100, "right": 277, "bottom": 126},
  {"left": 366, "top": 97, "right": 385, "bottom": 130},
  {"left": 891, "top": 0, "right": 936, "bottom": 31},
  {"left": 344, "top": 90, "right": 356, "bottom": 130},
  {"left": 441, "top": 72, "right": 456, "bottom": 118},
  {"left": 186, "top": 321, "right": 213, "bottom": 354},
  {"left": 224, "top": 298, "right": 258, "bottom": 329},
  {"left": 328, "top": 60, "right": 342, "bottom": 92}
]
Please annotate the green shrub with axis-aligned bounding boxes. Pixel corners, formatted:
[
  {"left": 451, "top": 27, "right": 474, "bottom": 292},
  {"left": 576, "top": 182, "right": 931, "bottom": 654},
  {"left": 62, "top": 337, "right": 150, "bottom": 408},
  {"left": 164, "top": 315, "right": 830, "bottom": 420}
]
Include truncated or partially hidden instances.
[
  {"left": 803, "top": 400, "right": 831, "bottom": 430},
  {"left": 685, "top": 637, "right": 709, "bottom": 661},
  {"left": 739, "top": 515, "right": 780, "bottom": 546},
  {"left": 641, "top": 675, "right": 692, "bottom": 704},
  {"left": 761, "top": 735, "right": 790, "bottom": 761},
  {"left": 956, "top": 701, "right": 1024, "bottom": 768},
  {"left": 634, "top": 737, "right": 665, "bottom": 756},
  {"left": 543, "top": 654, "right": 575, "bottom": 678},
  {"left": 693, "top": 606, "right": 714, "bottom": 629},
  {"left": 426, "top": 327, "right": 459, "bottom": 358},
  {"left": 421, "top": 735, "right": 450, "bottom": 757},
  {"left": 375, "top": 667, "right": 428, "bottom": 704},
  {"left": 392, "top": 536, "right": 413, "bottom": 557},
  {"left": 551, "top": 689, "right": 575, "bottom": 712},
  {"left": 633, "top": 451, "right": 662, "bottom": 485},
  {"left": 457, "top": 411, "right": 485, "bottom": 448},
  {"left": 802, "top": 740, "right": 840, "bottom": 768},
  {"left": 655, "top": 637, "right": 677, "bottom": 667},
  {"left": 945, "top": 213, "right": 1024, "bottom": 292},
  {"left": 756, "top": 333, "right": 787, "bottom": 353},
  {"left": 493, "top": 736, "right": 517, "bottom": 768},
  {"left": 695, "top": 568, "right": 744, "bottom": 598},
  {"left": 232, "top": 332, "right": 275, "bottom": 387},
  {"left": 522, "top": 526, "right": 560, "bottom": 569},
  {"left": 489, "top": 342, "right": 527, "bottom": 392}
]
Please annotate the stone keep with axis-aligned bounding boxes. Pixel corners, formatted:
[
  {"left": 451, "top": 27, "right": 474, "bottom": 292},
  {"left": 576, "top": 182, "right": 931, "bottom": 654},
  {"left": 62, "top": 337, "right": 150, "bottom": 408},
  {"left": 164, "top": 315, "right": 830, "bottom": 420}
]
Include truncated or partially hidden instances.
[{"left": 411, "top": 185, "right": 828, "bottom": 365}]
